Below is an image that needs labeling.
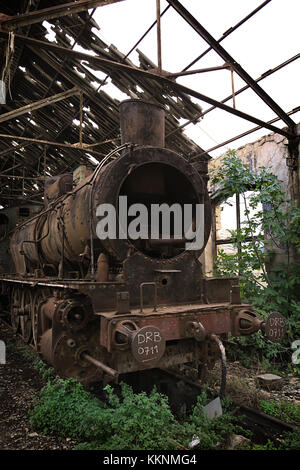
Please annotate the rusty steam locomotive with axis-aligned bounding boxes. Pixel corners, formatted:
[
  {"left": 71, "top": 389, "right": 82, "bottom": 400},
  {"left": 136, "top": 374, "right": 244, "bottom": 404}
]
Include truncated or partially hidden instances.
[{"left": 0, "top": 100, "right": 278, "bottom": 384}]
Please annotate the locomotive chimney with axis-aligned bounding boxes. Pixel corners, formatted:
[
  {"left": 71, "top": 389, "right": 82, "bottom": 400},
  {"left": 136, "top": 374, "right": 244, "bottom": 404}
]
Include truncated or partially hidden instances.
[{"left": 119, "top": 99, "right": 165, "bottom": 147}]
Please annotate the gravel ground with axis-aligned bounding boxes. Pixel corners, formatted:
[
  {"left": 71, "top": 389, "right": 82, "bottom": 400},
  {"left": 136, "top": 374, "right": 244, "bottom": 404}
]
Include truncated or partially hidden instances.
[{"left": 207, "top": 359, "right": 300, "bottom": 408}]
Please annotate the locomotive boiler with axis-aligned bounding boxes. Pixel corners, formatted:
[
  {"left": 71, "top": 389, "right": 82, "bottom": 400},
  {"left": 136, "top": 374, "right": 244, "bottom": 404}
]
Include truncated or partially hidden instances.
[{"left": 1, "top": 100, "right": 284, "bottom": 385}]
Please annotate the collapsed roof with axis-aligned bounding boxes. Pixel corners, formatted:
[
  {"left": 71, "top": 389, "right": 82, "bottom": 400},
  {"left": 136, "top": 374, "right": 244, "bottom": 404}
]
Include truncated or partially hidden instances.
[{"left": 0, "top": 0, "right": 207, "bottom": 207}]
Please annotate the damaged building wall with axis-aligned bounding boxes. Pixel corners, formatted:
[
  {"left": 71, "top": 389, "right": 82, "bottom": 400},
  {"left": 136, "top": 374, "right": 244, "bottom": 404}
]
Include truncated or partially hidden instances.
[{"left": 204, "top": 127, "right": 298, "bottom": 276}]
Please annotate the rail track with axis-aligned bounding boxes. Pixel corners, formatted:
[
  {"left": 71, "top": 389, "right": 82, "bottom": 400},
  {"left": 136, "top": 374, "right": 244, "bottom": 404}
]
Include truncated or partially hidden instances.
[{"left": 156, "top": 368, "right": 299, "bottom": 443}]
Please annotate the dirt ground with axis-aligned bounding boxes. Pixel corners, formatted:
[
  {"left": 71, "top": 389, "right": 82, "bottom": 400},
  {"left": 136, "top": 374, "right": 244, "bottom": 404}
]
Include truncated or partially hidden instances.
[
  {"left": 0, "top": 321, "right": 299, "bottom": 450},
  {"left": 206, "top": 360, "right": 300, "bottom": 408},
  {"left": 0, "top": 322, "right": 77, "bottom": 450}
]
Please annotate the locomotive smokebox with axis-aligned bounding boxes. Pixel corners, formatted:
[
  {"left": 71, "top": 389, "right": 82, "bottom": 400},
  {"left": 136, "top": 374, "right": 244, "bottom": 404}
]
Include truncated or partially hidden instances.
[{"left": 119, "top": 99, "right": 165, "bottom": 147}]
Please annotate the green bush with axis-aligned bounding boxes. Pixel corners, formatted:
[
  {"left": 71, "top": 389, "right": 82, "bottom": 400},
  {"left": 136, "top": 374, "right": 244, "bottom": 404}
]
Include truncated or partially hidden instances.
[
  {"left": 29, "top": 378, "right": 111, "bottom": 440},
  {"left": 29, "top": 378, "right": 178, "bottom": 449},
  {"left": 77, "top": 383, "right": 177, "bottom": 450},
  {"left": 210, "top": 150, "right": 300, "bottom": 364},
  {"left": 32, "top": 376, "right": 300, "bottom": 450},
  {"left": 32, "top": 357, "right": 55, "bottom": 380},
  {"left": 249, "top": 430, "right": 300, "bottom": 450},
  {"left": 251, "top": 439, "right": 277, "bottom": 450},
  {"left": 280, "top": 430, "right": 300, "bottom": 450},
  {"left": 29, "top": 378, "right": 246, "bottom": 450},
  {"left": 174, "top": 392, "right": 249, "bottom": 450},
  {"left": 259, "top": 399, "right": 300, "bottom": 426}
]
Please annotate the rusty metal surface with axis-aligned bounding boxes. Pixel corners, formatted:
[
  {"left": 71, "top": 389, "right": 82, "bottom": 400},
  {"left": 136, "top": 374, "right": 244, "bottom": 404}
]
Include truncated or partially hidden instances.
[
  {"left": 263, "top": 311, "right": 286, "bottom": 343},
  {"left": 81, "top": 353, "right": 119, "bottom": 379},
  {"left": 94, "top": 145, "right": 211, "bottom": 262},
  {"left": 131, "top": 325, "right": 166, "bottom": 365},
  {"left": 96, "top": 253, "right": 109, "bottom": 282},
  {"left": 123, "top": 252, "right": 204, "bottom": 307},
  {"left": 2, "top": 276, "right": 266, "bottom": 380},
  {"left": 119, "top": 100, "right": 165, "bottom": 147},
  {"left": 9, "top": 144, "right": 211, "bottom": 286},
  {"left": 0, "top": 1, "right": 126, "bottom": 31},
  {"left": 44, "top": 174, "right": 73, "bottom": 206},
  {"left": 204, "top": 277, "right": 238, "bottom": 303},
  {"left": 100, "top": 305, "right": 233, "bottom": 352},
  {"left": 39, "top": 328, "right": 53, "bottom": 364},
  {"left": 111, "top": 338, "right": 195, "bottom": 375}
]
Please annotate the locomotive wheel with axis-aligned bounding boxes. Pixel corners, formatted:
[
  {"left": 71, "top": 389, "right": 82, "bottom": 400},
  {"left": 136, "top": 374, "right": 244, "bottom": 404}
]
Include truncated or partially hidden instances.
[
  {"left": 20, "top": 289, "right": 33, "bottom": 343},
  {"left": 197, "top": 363, "right": 208, "bottom": 384},
  {"left": 32, "top": 287, "right": 52, "bottom": 349},
  {"left": 31, "top": 291, "right": 40, "bottom": 349},
  {"left": 11, "top": 287, "right": 21, "bottom": 334}
]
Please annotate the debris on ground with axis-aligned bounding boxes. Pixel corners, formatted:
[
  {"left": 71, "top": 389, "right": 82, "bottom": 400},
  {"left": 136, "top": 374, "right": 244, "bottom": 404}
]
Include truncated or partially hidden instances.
[{"left": 256, "top": 373, "right": 284, "bottom": 391}]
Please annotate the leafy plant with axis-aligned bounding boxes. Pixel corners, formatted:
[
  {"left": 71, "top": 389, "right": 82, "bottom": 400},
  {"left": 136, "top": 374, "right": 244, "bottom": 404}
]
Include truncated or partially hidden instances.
[
  {"left": 29, "top": 377, "right": 247, "bottom": 450},
  {"left": 259, "top": 399, "right": 300, "bottom": 426},
  {"left": 82, "top": 383, "right": 177, "bottom": 450},
  {"left": 175, "top": 391, "right": 249, "bottom": 450},
  {"left": 292, "top": 365, "right": 300, "bottom": 378},
  {"left": 18, "top": 346, "right": 36, "bottom": 360},
  {"left": 280, "top": 430, "right": 300, "bottom": 450},
  {"left": 29, "top": 377, "right": 111, "bottom": 440},
  {"left": 19, "top": 345, "right": 55, "bottom": 380},
  {"left": 77, "top": 390, "right": 249, "bottom": 450},
  {"left": 5, "top": 339, "right": 15, "bottom": 353},
  {"left": 32, "top": 357, "right": 55, "bottom": 380},
  {"left": 251, "top": 439, "right": 277, "bottom": 450},
  {"left": 210, "top": 150, "right": 300, "bottom": 362}
]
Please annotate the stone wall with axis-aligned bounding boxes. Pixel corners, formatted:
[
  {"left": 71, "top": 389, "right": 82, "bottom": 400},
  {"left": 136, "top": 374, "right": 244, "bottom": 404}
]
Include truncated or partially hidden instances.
[{"left": 210, "top": 131, "right": 289, "bottom": 185}]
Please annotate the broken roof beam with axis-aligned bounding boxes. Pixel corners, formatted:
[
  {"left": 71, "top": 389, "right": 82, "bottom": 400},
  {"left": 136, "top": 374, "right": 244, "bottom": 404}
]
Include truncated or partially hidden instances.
[
  {"left": 168, "top": 63, "right": 231, "bottom": 78},
  {"left": 0, "top": 132, "right": 106, "bottom": 157},
  {"left": 0, "top": 87, "right": 79, "bottom": 124},
  {"left": 0, "top": 0, "right": 126, "bottom": 31},
  {"left": 166, "top": 0, "right": 296, "bottom": 131},
  {"left": 16, "top": 34, "right": 294, "bottom": 138},
  {"left": 124, "top": 4, "right": 171, "bottom": 61},
  {"left": 0, "top": 194, "right": 44, "bottom": 204}
]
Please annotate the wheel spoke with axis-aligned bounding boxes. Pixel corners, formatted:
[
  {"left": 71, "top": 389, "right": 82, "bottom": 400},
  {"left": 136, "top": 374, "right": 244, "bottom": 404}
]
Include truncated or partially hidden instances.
[
  {"left": 20, "top": 289, "right": 32, "bottom": 343},
  {"left": 11, "top": 287, "right": 20, "bottom": 334}
]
